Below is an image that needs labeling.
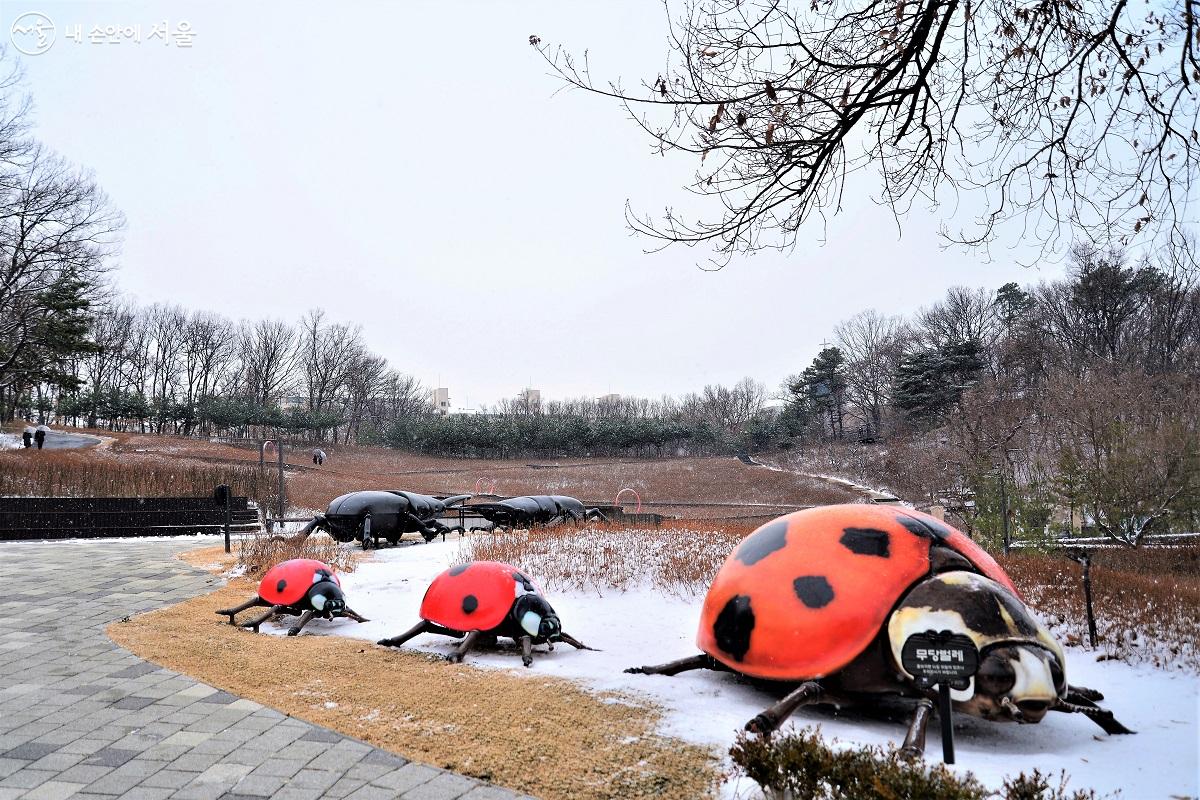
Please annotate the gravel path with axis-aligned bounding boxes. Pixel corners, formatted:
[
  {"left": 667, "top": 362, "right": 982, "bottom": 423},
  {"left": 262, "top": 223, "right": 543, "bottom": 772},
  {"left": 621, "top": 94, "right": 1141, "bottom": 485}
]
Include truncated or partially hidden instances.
[{"left": 0, "top": 539, "right": 530, "bottom": 800}]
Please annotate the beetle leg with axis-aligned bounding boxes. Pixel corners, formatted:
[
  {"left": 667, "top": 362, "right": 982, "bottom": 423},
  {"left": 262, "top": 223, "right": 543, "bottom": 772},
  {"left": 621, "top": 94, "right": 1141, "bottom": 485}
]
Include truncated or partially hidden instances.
[
  {"left": 745, "top": 681, "right": 825, "bottom": 735},
  {"left": 377, "top": 620, "right": 433, "bottom": 648},
  {"left": 215, "top": 596, "right": 266, "bottom": 625},
  {"left": 520, "top": 635, "right": 534, "bottom": 667},
  {"left": 288, "top": 610, "right": 316, "bottom": 636},
  {"left": 240, "top": 605, "right": 287, "bottom": 633},
  {"left": 340, "top": 607, "right": 369, "bottom": 623},
  {"left": 557, "top": 632, "right": 598, "bottom": 651},
  {"left": 625, "top": 653, "right": 726, "bottom": 675},
  {"left": 898, "top": 698, "right": 934, "bottom": 760},
  {"left": 446, "top": 630, "right": 480, "bottom": 663}
]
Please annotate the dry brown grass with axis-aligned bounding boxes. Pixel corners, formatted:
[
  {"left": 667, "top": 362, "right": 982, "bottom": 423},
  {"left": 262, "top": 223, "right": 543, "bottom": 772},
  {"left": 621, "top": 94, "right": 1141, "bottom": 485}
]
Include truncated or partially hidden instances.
[
  {"left": 0, "top": 448, "right": 272, "bottom": 505},
  {"left": 109, "top": 576, "right": 720, "bottom": 800},
  {"left": 234, "top": 530, "right": 360, "bottom": 577},
  {"left": 98, "top": 431, "right": 860, "bottom": 515},
  {"left": 457, "top": 521, "right": 753, "bottom": 597},
  {"left": 999, "top": 547, "right": 1200, "bottom": 672}
]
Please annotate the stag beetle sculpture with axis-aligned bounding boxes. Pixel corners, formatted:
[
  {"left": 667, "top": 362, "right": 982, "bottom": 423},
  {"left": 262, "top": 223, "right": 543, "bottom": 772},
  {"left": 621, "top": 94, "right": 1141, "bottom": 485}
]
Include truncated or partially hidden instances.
[
  {"left": 290, "top": 490, "right": 472, "bottom": 549},
  {"left": 468, "top": 495, "right": 607, "bottom": 532}
]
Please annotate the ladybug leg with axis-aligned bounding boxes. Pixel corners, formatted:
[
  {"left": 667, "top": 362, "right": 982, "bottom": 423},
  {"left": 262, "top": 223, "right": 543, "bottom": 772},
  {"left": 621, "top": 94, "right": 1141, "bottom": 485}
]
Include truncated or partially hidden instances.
[
  {"left": 1050, "top": 698, "right": 1134, "bottom": 735},
  {"left": 520, "top": 635, "right": 534, "bottom": 667},
  {"left": 240, "top": 605, "right": 287, "bottom": 633},
  {"left": 446, "top": 630, "right": 480, "bottom": 663},
  {"left": 557, "top": 632, "right": 597, "bottom": 651},
  {"left": 287, "top": 610, "right": 316, "bottom": 636},
  {"left": 624, "top": 653, "right": 724, "bottom": 676},
  {"left": 340, "top": 606, "right": 369, "bottom": 624},
  {"left": 1065, "top": 684, "right": 1104, "bottom": 703},
  {"left": 745, "top": 681, "right": 825, "bottom": 735},
  {"left": 215, "top": 596, "right": 267, "bottom": 625},
  {"left": 898, "top": 698, "right": 935, "bottom": 760},
  {"left": 378, "top": 620, "right": 434, "bottom": 648}
]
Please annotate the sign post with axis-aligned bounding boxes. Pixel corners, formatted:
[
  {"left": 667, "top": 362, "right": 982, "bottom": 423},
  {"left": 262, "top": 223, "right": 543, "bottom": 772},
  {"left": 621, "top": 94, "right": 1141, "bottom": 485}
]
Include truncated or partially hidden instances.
[
  {"left": 900, "top": 630, "right": 980, "bottom": 764},
  {"left": 215, "top": 484, "right": 232, "bottom": 554}
]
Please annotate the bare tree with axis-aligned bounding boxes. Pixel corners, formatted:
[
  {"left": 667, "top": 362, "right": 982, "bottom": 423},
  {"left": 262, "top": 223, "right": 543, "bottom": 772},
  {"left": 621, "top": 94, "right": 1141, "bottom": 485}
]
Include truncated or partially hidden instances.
[
  {"left": 0, "top": 148, "right": 122, "bottom": 409},
  {"left": 834, "top": 309, "right": 907, "bottom": 432},
  {"left": 238, "top": 319, "right": 297, "bottom": 407},
  {"left": 540, "top": 0, "right": 1197, "bottom": 264},
  {"left": 298, "top": 308, "right": 363, "bottom": 429}
]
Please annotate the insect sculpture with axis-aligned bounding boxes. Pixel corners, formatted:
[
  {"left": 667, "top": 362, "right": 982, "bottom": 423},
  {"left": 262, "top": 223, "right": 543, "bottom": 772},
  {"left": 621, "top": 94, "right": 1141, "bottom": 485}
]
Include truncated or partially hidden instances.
[
  {"left": 290, "top": 490, "right": 472, "bottom": 548},
  {"left": 215, "top": 558, "right": 367, "bottom": 636},
  {"left": 377, "top": 560, "right": 594, "bottom": 666},
  {"left": 467, "top": 494, "right": 607, "bottom": 532},
  {"left": 625, "top": 504, "right": 1131, "bottom": 757}
]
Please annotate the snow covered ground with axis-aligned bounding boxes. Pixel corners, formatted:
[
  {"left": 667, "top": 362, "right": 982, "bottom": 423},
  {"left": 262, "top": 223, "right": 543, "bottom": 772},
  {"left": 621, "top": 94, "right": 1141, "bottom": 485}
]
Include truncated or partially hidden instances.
[{"left": 256, "top": 538, "right": 1199, "bottom": 799}]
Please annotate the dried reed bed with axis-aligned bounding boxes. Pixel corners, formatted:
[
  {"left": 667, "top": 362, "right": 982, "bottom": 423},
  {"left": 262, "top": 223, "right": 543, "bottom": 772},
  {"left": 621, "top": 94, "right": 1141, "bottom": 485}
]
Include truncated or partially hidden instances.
[
  {"left": 456, "top": 522, "right": 753, "bottom": 597},
  {"left": 1000, "top": 547, "right": 1200, "bottom": 672},
  {"left": 0, "top": 449, "right": 272, "bottom": 506},
  {"left": 234, "top": 530, "right": 359, "bottom": 576}
]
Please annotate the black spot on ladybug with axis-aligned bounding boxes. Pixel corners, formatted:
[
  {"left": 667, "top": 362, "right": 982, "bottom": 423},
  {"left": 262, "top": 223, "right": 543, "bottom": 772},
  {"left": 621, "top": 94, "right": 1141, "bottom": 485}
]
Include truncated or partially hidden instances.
[
  {"left": 276, "top": 579, "right": 287, "bottom": 593},
  {"left": 713, "top": 595, "right": 755, "bottom": 661},
  {"left": 461, "top": 594, "right": 479, "bottom": 614},
  {"left": 793, "top": 576, "right": 835, "bottom": 608},
  {"left": 896, "top": 514, "right": 952, "bottom": 541},
  {"left": 513, "top": 572, "right": 535, "bottom": 591},
  {"left": 840, "top": 528, "right": 890, "bottom": 557},
  {"left": 448, "top": 564, "right": 470, "bottom": 577},
  {"left": 734, "top": 519, "right": 788, "bottom": 566}
]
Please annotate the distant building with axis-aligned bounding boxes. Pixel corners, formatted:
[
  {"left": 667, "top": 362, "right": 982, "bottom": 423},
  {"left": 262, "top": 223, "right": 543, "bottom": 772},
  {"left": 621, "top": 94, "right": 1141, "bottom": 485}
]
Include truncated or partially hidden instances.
[
  {"left": 518, "top": 387, "right": 541, "bottom": 405},
  {"left": 433, "top": 387, "right": 451, "bottom": 415},
  {"left": 279, "top": 395, "right": 306, "bottom": 411},
  {"left": 598, "top": 393, "right": 621, "bottom": 404}
]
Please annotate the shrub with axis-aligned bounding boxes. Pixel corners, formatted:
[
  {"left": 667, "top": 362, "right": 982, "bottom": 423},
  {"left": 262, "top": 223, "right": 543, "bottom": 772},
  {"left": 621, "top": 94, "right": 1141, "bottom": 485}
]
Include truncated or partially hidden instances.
[
  {"left": 729, "top": 728, "right": 1104, "bottom": 800},
  {"left": 234, "top": 530, "right": 359, "bottom": 576},
  {"left": 455, "top": 521, "right": 751, "bottom": 596}
]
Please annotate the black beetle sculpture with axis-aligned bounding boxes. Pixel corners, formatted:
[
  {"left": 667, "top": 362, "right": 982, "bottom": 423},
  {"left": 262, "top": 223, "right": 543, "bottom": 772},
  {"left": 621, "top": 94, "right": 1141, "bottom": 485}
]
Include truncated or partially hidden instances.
[
  {"left": 467, "top": 494, "right": 608, "bottom": 532},
  {"left": 291, "top": 490, "right": 472, "bottom": 548}
]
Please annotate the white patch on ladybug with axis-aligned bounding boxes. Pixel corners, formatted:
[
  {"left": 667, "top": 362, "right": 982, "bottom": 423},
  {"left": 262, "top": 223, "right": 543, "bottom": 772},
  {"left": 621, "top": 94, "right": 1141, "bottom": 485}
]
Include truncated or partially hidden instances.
[
  {"left": 311, "top": 593, "right": 327, "bottom": 611},
  {"left": 313, "top": 573, "right": 323, "bottom": 583},
  {"left": 519, "top": 611, "right": 542, "bottom": 637},
  {"left": 1010, "top": 647, "right": 1057, "bottom": 703}
]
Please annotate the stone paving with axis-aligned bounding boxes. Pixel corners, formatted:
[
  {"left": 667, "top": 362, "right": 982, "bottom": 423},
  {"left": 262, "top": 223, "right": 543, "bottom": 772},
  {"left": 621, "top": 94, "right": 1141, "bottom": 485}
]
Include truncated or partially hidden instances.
[{"left": 0, "top": 539, "right": 531, "bottom": 800}]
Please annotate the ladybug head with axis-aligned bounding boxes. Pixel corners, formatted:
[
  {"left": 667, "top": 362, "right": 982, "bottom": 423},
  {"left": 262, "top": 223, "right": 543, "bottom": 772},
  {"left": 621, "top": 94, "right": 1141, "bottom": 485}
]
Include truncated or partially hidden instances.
[
  {"left": 888, "top": 571, "right": 1068, "bottom": 724},
  {"left": 511, "top": 593, "right": 561, "bottom": 641},
  {"left": 963, "top": 643, "right": 1066, "bottom": 724},
  {"left": 305, "top": 580, "right": 346, "bottom": 617}
]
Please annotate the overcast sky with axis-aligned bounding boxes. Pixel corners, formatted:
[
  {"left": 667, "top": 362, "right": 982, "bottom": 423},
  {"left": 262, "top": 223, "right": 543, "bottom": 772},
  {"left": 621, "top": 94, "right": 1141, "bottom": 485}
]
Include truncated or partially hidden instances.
[{"left": 5, "top": 1, "right": 1068, "bottom": 408}]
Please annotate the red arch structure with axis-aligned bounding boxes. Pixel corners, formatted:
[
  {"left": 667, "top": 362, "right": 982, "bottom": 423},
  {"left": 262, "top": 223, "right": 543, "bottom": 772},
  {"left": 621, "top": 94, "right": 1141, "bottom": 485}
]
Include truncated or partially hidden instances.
[{"left": 614, "top": 487, "right": 642, "bottom": 513}]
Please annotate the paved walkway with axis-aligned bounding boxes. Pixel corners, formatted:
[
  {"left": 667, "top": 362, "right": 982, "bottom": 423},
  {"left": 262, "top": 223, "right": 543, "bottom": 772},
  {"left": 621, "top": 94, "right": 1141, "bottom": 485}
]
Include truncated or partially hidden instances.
[{"left": 0, "top": 540, "right": 530, "bottom": 800}]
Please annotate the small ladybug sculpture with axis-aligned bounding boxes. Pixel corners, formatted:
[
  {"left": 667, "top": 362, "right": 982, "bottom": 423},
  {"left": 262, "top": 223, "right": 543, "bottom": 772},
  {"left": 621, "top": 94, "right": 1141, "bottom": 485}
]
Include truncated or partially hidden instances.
[
  {"left": 215, "top": 558, "right": 368, "bottom": 636},
  {"left": 377, "top": 560, "right": 593, "bottom": 666},
  {"left": 627, "top": 505, "right": 1131, "bottom": 757}
]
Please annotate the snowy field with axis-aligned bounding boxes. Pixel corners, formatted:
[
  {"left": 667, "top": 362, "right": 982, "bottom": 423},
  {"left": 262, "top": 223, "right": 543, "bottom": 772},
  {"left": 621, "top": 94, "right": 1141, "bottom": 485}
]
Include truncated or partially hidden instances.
[{"left": 252, "top": 538, "right": 1197, "bottom": 799}]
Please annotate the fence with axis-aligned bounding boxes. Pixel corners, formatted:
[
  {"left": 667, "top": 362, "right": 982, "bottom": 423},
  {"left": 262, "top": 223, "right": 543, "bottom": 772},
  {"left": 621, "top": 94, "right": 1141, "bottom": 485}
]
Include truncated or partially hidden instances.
[{"left": 0, "top": 495, "right": 261, "bottom": 541}]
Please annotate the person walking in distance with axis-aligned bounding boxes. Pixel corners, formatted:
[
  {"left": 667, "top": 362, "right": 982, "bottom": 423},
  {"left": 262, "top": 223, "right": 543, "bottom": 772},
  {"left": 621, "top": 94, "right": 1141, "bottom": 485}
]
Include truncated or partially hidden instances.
[
  {"left": 312, "top": 448, "right": 326, "bottom": 466},
  {"left": 33, "top": 426, "right": 47, "bottom": 449},
  {"left": 22, "top": 425, "right": 33, "bottom": 448}
]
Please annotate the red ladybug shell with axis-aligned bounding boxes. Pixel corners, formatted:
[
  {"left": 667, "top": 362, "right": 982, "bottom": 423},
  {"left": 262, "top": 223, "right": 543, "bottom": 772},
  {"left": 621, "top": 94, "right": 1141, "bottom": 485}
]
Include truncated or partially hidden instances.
[
  {"left": 697, "top": 504, "right": 1018, "bottom": 681},
  {"left": 259, "top": 559, "right": 340, "bottom": 607},
  {"left": 420, "top": 561, "right": 540, "bottom": 632}
]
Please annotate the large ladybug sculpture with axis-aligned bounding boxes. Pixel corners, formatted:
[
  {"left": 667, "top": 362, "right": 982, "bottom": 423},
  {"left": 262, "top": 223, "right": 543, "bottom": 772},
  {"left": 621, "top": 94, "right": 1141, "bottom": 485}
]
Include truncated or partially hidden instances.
[
  {"left": 377, "top": 560, "right": 593, "bottom": 666},
  {"left": 216, "top": 559, "right": 368, "bottom": 636},
  {"left": 626, "top": 505, "right": 1131, "bottom": 757}
]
